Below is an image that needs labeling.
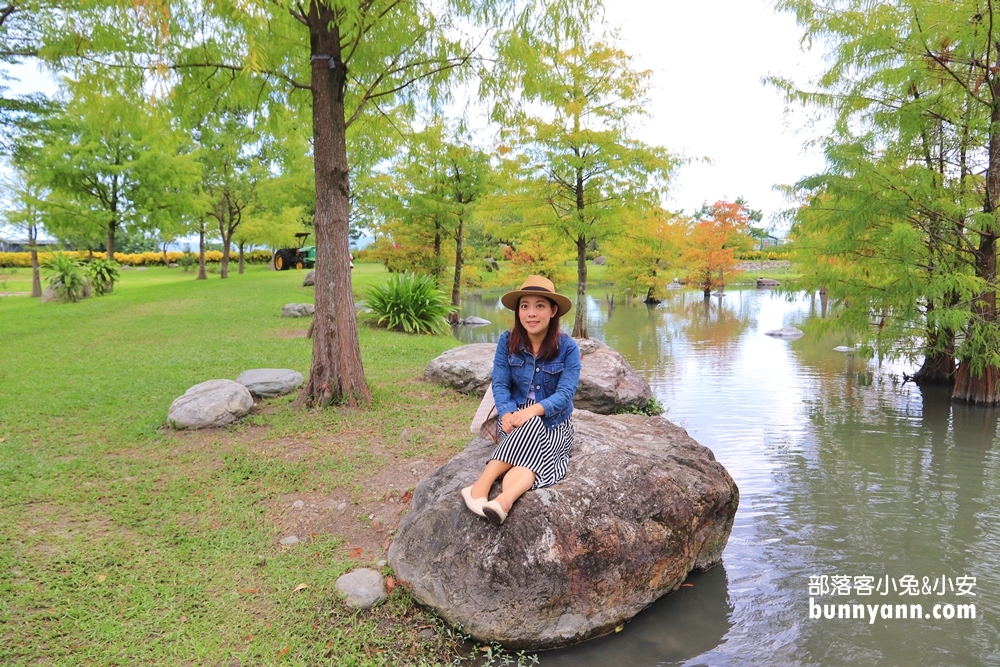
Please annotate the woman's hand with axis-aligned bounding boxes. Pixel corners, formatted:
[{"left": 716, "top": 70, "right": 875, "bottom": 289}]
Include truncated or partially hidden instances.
[{"left": 500, "top": 404, "right": 545, "bottom": 433}]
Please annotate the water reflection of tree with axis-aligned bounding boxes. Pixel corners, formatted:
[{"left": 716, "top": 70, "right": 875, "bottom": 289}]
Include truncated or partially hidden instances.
[
  {"left": 751, "top": 346, "right": 1000, "bottom": 665},
  {"left": 668, "top": 291, "right": 753, "bottom": 362}
]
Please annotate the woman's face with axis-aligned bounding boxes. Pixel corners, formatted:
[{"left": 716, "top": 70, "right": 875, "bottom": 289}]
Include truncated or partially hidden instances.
[{"left": 518, "top": 295, "right": 556, "bottom": 337}]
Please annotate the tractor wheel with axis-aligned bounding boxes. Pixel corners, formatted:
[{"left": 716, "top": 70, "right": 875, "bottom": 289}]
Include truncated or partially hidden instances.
[
  {"left": 274, "top": 250, "right": 291, "bottom": 271},
  {"left": 295, "top": 260, "right": 304, "bottom": 270}
]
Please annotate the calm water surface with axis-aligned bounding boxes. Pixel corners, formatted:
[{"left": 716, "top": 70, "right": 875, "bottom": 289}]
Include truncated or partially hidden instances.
[{"left": 455, "top": 288, "right": 1000, "bottom": 666}]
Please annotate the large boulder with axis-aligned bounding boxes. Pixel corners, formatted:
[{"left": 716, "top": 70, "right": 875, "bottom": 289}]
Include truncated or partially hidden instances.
[
  {"left": 167, "top": 379, "right": 254, "bottom": 429},
  {"left": 236, "top": 368, "right": 304, "bottom": 397},
  {"left": 388, "top": 410, "right": 738, "bottom": 650},
  {"left": 423, "top": 338, "right": 652, "bottom": 414},
  {"left": 303, "top": 270, "right": 316, "bottom": 287}
]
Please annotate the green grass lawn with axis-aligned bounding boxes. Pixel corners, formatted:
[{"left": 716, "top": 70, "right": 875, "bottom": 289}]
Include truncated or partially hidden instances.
[{"left": 0, "top": 263, "right": 483, "bottom": 666}]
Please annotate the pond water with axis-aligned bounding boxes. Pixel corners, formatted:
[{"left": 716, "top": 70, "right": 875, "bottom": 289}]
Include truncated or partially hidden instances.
[{"left": 455, "top": 287, "right": 1000, "bottom": 666}]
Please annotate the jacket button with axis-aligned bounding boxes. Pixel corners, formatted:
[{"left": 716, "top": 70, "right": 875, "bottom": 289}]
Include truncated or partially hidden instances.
[
  {"left": 535, "top": 367, "right": 539, "bottom": 372},
  {"left": 535, "top": 385, "right": 540, "bottom": 389}
]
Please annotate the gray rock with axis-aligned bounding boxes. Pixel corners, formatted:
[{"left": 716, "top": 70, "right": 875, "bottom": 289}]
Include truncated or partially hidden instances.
[
  {"left": 281, "top": 303, "right": 315, "bottom": 318},
  {"left": 40, "top": 281, "right": 92, "bottom": 304},
  {"left": 120, "top": 265, "right": 133, "bottom": 270},
  {"left": 593, "top": 255, "right": 606, "bottom": 265},
  {"left": 764, "top": 326, "right": 804, "bottom": 340},
  {"left": 388, "top": 410, "right": 738, "bottom": 650},
  {"left": 337, "top": 502, "right": 347, "bottom": 512},
  {"left": 756, "top": 277, "right": 781, "bottom": 288},
  {"left": 424, "top": 339, "right": 652, "bottom": 414},
  {"left": 136, "top": 267, "right": 147, "bottom": 271},
  {"left": 336, "top": 568, "right": 386, "bottom": 609},
  {"left": 236, "top": 368, "right": 304, "bottom": 397},
  {"left": 280, "top": 535, "right": 299, "bottom": 546},
  {"left": 485, "top": 257, "right": 501, "bottom": 272},
  {"left": 458, "top": 316, "right": 491, "bottom": 327},
  {"left": 833, "top": 345, "right": 855, "bottom": 353},
  {"left": 423, "top": 343, "right": 498, "bottom": 395},
  {"left": 303, "top": 270, "right": 315, "bottom": 287},
  {"left": 292, "top": 500, "right": 305, "bottom": 509},
  {"left": 168, "top": 262, "right": 179, "bottom": 268},
  {"left": 167, "top": 379, "right": 254, "bottom": 430}
]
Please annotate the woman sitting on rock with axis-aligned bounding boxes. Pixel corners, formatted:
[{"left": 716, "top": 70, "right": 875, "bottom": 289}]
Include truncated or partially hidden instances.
[{"left": 463, "top": 276, "right": 581, "bottom": 525}]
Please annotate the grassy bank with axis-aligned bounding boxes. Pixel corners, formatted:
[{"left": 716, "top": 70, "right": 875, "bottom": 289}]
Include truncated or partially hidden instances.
[{"left": 0, "top": 263, "right": 483, "bottom": 666}]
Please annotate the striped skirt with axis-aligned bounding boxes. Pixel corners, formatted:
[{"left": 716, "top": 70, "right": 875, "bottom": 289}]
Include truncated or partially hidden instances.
[{"left": 491, "top": 400, "right": 574, "bottom": 489}]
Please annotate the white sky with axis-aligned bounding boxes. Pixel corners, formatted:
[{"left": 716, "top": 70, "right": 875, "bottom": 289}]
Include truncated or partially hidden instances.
[
  {"left": 602, "top": 0, "right": 828, "bottom": 229},
  {"left": 2, "top": 0, "right": 829, "bottom": 236}
]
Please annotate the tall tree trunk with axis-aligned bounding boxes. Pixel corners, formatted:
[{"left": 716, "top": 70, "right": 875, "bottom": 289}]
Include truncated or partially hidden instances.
[
  {"left": 298, "top": 6, "right": 372, "bottom": 407},
  {"left": 220, "top": 229, "right": 231, "bottom": 279},
  {"left": 162, "top": 241, "right": 169, "bottom": 266},
  {"left": 433, "top": 223, "right": 442, "bottom": 282},
  {"left": 572, "top": 235, "right": 588, "bottom": 338},
  {"left": 238, "top": 241, "right": 245, "bottom": 275},
  {"left": 450, "top": 216, "right": 464, "bottom": 312},
  {"left": 954, "top": 69, "right": 1000, "bottom": 404},
  {"left": 28, "top": 223, "right": 41, "bottom": 298},
  {"left": 197, "top": 222, "right": 208, "bottom": 281}
]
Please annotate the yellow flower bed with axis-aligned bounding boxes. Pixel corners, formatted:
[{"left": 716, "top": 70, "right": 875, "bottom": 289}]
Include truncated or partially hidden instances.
[{"left": 0, "top": 249, "right": 272, "bottom": 268}]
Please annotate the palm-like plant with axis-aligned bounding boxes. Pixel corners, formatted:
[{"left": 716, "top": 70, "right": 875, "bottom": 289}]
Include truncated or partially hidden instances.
[
  {"left": 41, "top": 252, "right": 89, "bottom": 302},
  {"left": 364, "top": 272, "right": 454, "bottom": 335},
  {"left": 87, "top": 258, "right": 120, "bottom": 295}
]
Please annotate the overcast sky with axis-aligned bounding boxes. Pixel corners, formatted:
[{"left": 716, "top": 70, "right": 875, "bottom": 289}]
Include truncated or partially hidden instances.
[
  {"left": 602, "top": 0, "right": 828, "bottom": 229},
  {"left": 2, "top": 0, "right": 829, "bottom": 236}
]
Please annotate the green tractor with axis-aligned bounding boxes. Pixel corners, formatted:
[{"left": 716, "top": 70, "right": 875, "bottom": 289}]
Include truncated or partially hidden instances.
[{"left": 273, "top": 233, "right": 316, "bottom": 270}]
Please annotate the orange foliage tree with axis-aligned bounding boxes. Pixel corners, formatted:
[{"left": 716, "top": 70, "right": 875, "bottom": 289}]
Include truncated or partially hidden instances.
[{"left": 681, "top": 200, "right": 754, "bottom": 297}]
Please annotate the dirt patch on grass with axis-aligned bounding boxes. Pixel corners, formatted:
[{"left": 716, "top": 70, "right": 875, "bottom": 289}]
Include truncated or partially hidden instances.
[
  {"left": 272, "top": 328, "right": 309, "bottom": 338},
  {"left": 265, "top": 453, "right": 445, "bottom": 562}
]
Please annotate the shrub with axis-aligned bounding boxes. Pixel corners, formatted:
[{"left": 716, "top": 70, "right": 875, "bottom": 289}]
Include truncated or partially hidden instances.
[
  {"left": 178, "top": 253, "right": 197, "bottom": 272},
  {"left": 86, "top": 258, "right": 120, "bottom": 295},
  {"left": 364, "top": 272, "right": 454, "bottom": 335},
  {"left": 41, "top": 252, "right": 89, "bottom": 302}
]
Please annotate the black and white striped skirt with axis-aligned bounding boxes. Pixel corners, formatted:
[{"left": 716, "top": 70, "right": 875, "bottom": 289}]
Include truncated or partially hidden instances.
[{"left": 491, "top": 400, "right": 574, "bottom": 489}]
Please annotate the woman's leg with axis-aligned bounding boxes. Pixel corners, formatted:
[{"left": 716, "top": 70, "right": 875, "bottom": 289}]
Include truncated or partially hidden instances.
[
  {"left": 471, "top": 459, "right": 512, "bottom": 500},
  {"left": 493, "top": 466, "right": 536, "bottom": 513}
]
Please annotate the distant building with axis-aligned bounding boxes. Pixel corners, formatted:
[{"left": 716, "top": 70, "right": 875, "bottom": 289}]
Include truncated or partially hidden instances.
[{"left": 0, "top": 237, "right": 60, "bottom": 252}]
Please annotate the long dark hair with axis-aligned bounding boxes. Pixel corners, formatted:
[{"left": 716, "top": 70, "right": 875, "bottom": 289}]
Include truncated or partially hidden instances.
[{"left": 508, "top": 296, "right": 562, "bottom": 360}]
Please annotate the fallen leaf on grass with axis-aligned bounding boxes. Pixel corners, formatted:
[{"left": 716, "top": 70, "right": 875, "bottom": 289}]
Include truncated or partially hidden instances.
[
  {"left": 293, "top": 583, "right": 308, "bottom": 593},
  {"left": 351, "top": 547, "right": 362, "bottom": 558},
  {"left": 277, "top": 646, "right": 290, "bottom": 658},
  {"left": 240, "top": 588, "right": 259, "bottom": 595},
  {"left": 94, "top": 573, "right": 107, "bottom": 583},
  {"left": 681, "top": 583, "right": 694, "bottom": 587},
  {"left": 385, "top": 577, "right": 396, "bottom": 593},
  {"left": 179, "top": 615, "right": 187, "bottom": 623},
  {"left": 371, "top": 520, "right": 382, "bottom": 530},
  {"left": 243, "top": 634, "right": 254, "bottom": 642},
  {"left": 0, "top": 438, "right": 6, "bottom": 443},
  {"left": 400, "top": 490, "right": 413, "bottom": 504}
]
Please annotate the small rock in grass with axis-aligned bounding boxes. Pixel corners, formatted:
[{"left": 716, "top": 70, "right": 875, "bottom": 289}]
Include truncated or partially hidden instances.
[
  {"left": 167, "top": 379, "right": 254, "bottom": 430},
  {"left": 292, "top": 500, "right": 304, "bottom": 509},
  {"left": 236, "top": 368, "right": 304, "bottom": 397},
  {"left": 281, "top": 303, "right": 314, "bottom": 318},
  {"left": 336, "top": 568, "right": 386, "bottom": 609},
  {"left": 377, "top": 559, "right": 387, "bottom": 567},
  {"left": 280, "top": 535, "right": 299, "bottom": 546},
  {"left": 337, "top": 502, "right": 347, "bottom": 512},
  {"left": 420, "top": 628, "right": 435, "bottom": 639}
]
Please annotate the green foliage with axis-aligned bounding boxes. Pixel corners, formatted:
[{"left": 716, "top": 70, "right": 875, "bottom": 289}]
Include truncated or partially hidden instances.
[
  {"left": 364, "top": 272, "right": 453, "bottom": 335},
  {"left": 177, "top": 253, "right": 197, "bottom": 272},
  {"left": 613, "top": 395, "right": 666, "bottom": 417},
  {"left": 86, "top": 258, "right": 120, "bottom": 296},
  {"left": 41, "top": 252, "right": 89, "bottom": 302}
]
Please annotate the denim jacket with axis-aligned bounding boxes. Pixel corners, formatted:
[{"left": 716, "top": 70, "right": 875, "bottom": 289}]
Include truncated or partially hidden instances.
[{"left": 492, "top": 330, "right": 581, "bottom": 428}]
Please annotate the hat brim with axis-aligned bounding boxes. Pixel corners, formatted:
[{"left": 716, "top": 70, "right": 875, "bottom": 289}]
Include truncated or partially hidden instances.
[{"left": 501, "top": 289, "right": 573, "bottom": 316}]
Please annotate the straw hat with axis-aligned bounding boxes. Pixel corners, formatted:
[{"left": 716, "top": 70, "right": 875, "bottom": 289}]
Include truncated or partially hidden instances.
[{"left": 501, "top": 275, "right": 573, "bottom": 316}]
